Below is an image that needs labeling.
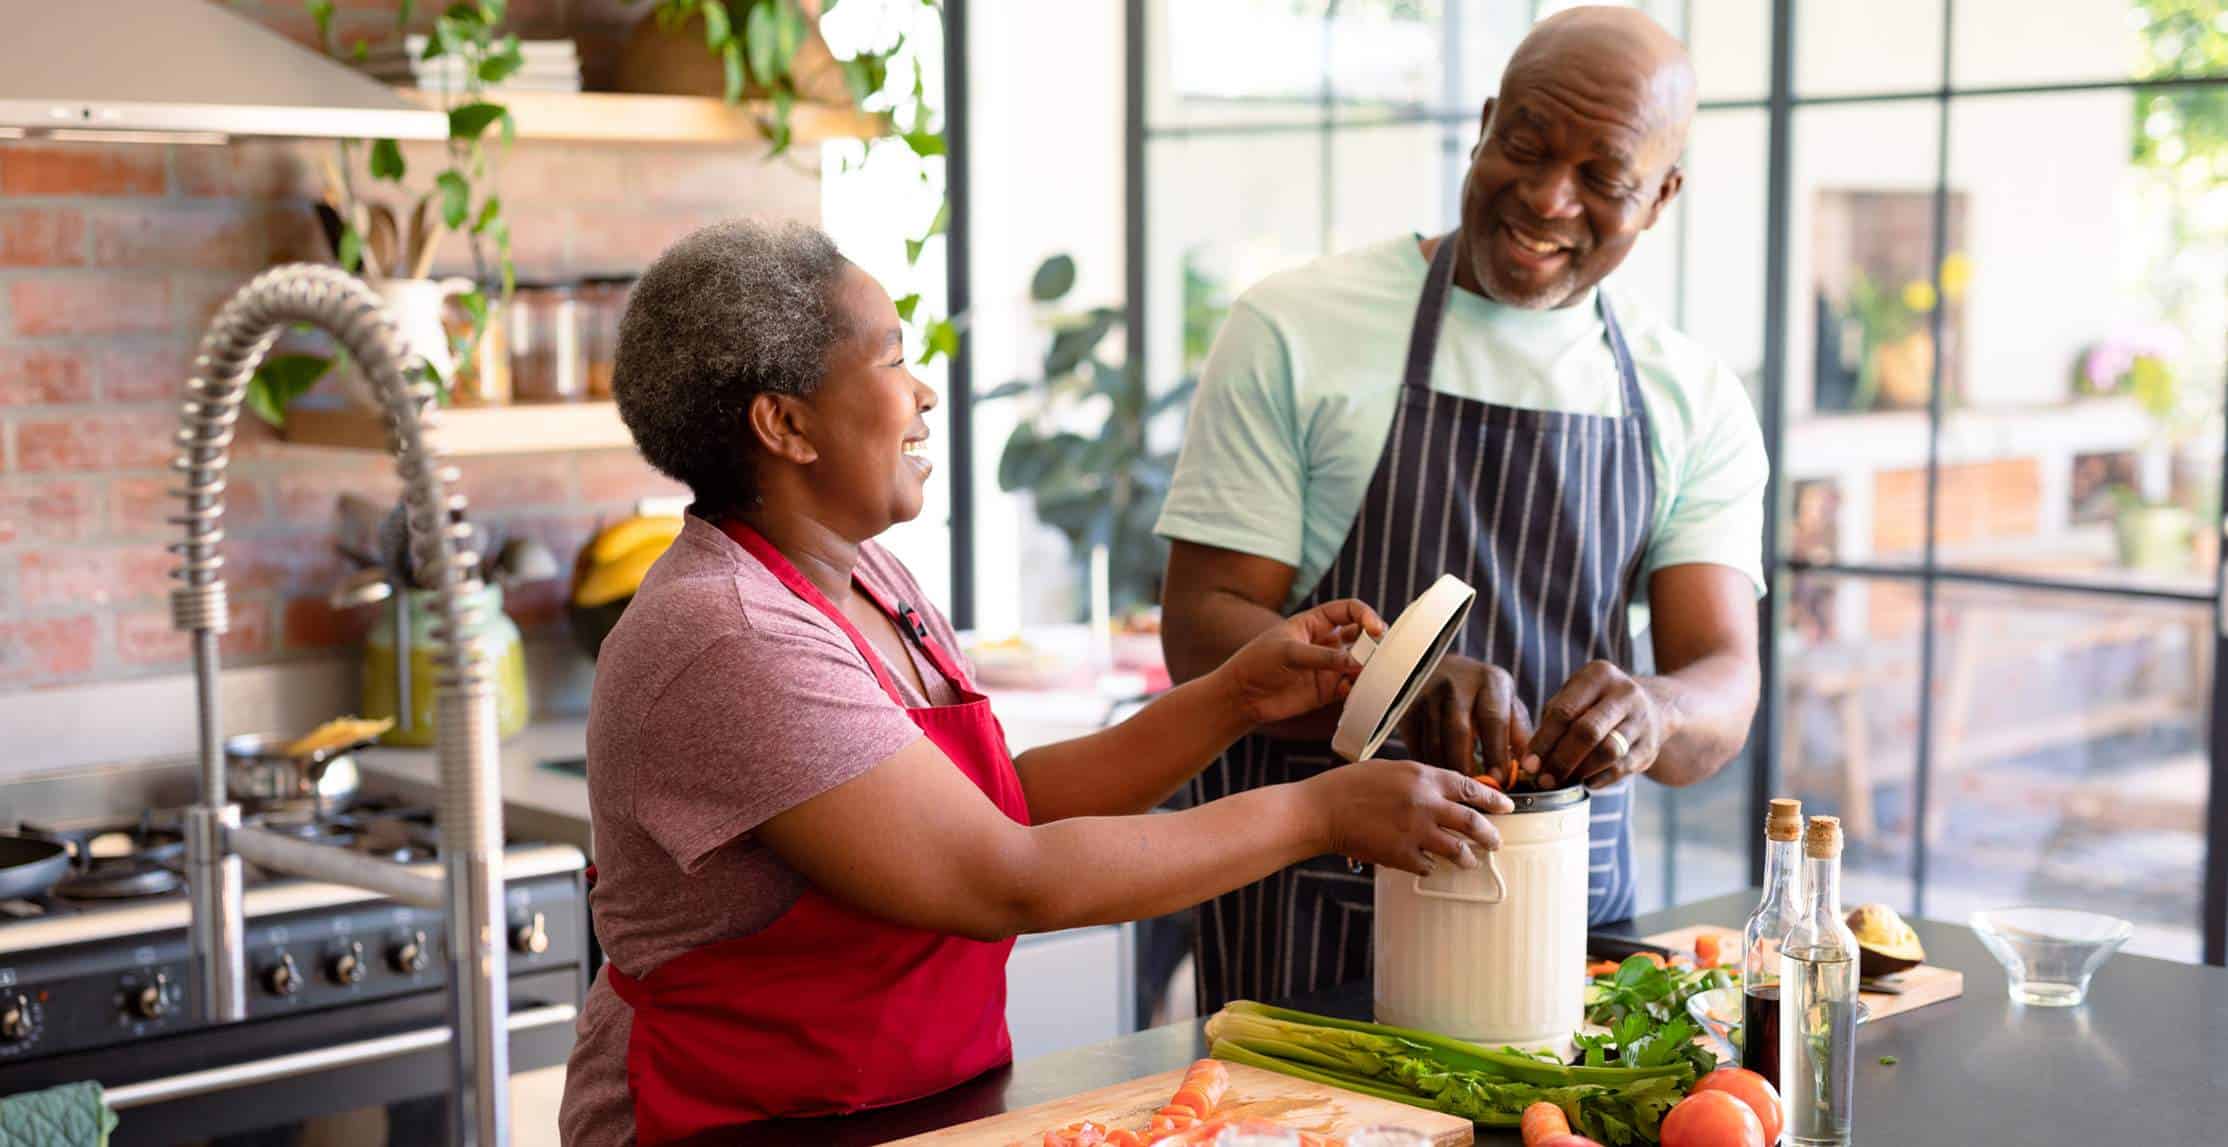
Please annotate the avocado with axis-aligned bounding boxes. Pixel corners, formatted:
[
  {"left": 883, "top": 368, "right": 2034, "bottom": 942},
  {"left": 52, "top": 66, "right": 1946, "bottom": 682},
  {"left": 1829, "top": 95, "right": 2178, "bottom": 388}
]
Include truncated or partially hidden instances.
[{"left": 1848, "top": 903, "right": 1925, "bottom": 977}]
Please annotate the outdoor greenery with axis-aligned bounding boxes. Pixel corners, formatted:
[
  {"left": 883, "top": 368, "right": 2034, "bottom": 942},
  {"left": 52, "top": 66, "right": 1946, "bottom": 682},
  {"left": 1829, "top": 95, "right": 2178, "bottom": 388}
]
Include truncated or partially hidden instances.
[{"left": 983, "top": 253, "right": 1228, "bottom": 614}]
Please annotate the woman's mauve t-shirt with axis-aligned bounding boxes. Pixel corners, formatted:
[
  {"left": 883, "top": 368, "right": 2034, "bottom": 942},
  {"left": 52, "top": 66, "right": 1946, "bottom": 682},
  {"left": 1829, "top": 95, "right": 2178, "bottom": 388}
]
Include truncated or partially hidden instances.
[{"left": 558, "top": 512, "right": 968, "bottom": 1146}]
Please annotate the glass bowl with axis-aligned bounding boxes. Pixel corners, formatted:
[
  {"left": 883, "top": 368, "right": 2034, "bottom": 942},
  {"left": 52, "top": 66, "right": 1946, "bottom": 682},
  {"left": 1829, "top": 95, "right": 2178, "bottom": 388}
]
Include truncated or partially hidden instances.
[{"left": 1970, "top": 907, "right": 2133, "bottom": 1007}]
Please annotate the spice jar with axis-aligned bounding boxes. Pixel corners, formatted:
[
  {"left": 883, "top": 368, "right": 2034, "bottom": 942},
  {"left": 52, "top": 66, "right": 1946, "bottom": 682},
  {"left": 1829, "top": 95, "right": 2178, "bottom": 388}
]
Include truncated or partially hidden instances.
[
  {"left": 508, "top": 283, "right": 585, "bottom": 403},
  {"left": 578, "top": 276, "right": 634, "bottom": 401}
]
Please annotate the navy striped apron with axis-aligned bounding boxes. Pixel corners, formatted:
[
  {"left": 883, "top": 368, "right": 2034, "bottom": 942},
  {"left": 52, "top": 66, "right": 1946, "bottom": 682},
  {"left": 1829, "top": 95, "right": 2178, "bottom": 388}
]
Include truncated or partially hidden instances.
[{"left": 1187, "top": 233, "right": 1658, "bottom": 1012}]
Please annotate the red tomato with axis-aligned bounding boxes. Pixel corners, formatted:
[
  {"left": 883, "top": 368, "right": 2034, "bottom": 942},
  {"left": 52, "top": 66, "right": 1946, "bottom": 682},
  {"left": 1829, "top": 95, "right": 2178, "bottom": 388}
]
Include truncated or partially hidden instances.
[
  {"left": 1660, "top": 1090, "right": 1767, "bottom": 1147},
  {"left": 1691, "top": 1066, "right": 1784, "bottom": 1145}
]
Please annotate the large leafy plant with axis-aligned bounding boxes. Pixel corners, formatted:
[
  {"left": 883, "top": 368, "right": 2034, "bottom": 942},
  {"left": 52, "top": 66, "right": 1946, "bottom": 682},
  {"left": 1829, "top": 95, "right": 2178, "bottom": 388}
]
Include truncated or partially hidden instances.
[
  {"left": 248, "top": 0, "right": 520, "bottom": 426},
  {"left": 982, "top": 255, "right": 1222, "bottom": 615}
]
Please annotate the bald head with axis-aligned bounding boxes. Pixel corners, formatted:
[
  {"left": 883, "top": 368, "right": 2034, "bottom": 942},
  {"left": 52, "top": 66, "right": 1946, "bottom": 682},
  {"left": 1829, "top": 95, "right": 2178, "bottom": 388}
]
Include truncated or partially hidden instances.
[
  {"left": 1449, "top": 6, "right": 1697, "bottom": 309},
  {"left": 1506, "top": 6, "right": 1698, "bottom": 169}
]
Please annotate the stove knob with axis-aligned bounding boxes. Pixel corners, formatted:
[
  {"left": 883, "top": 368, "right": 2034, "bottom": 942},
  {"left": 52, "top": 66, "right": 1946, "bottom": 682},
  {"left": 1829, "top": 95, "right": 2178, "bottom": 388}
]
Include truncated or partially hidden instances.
[
  {"left": 511, "top": 911, "right": 549, "bottom": 956},
  {"left": 389, "top": 931, "right": 429, "bottom": 975},
  {"left": 132, "top": 972, "right": 172, "bottom": 1020},
  {"left": 327, "top": 942, "right": 366, "bottom": 986},
  {"left": 264, "top": 953, "right": 301, "bottom": 997},
  {"left": 0, "top": 993, "right": 35, "bottom": 1043}
]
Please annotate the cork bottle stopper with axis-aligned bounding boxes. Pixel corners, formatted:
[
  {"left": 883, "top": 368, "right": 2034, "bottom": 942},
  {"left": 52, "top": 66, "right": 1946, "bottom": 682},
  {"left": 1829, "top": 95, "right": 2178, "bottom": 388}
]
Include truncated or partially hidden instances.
[
  {"left": 1804, "top": 815, "right": 1843, "bottom": 859},
  {"left": 1766, "top": 798, "right": 1803, "bottom": 842}
]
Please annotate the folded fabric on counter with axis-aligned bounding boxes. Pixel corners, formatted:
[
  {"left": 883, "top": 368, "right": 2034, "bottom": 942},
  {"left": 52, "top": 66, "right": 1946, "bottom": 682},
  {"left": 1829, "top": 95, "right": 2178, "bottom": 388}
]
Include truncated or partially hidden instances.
[{"left": 0, "top": 1083, "right": 116, "bottom": 1147}]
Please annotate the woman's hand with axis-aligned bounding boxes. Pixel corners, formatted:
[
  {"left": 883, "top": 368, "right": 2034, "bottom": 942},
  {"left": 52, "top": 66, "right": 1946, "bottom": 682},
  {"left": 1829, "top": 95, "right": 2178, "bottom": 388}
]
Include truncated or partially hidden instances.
[
  {"left": 1299, "top": 759, "right": 1511, "bottom": 876},
  {"left": 1213, "top": 598, "right": 1386, "bottom": 727}
]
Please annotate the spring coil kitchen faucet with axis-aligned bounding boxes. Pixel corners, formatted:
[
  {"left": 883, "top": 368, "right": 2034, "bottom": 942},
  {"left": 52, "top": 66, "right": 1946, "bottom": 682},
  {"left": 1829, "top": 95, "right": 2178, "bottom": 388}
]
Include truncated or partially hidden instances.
[{"left": 169, "top": 264, "right": 511, "bottom": 1146}]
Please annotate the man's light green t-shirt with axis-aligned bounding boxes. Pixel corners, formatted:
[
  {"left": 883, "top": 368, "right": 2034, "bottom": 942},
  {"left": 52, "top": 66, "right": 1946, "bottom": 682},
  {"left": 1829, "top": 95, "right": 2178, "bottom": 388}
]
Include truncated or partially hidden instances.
[{"left": 1154, "top": 236, "right": 1769, "bottom": 635}]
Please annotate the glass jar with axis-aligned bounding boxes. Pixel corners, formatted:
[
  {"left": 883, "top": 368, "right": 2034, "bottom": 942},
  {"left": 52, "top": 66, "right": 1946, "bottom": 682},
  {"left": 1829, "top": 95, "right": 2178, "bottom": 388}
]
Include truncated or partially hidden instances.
[
  {"left": 508, "top": 283, "right": 585, "bottom": 403},
  {"left": 361, "top": 582, "right": 530, "bottom": 746},
  {"left": 578, "top": 276, "right": 634, "bottom": 401},
  {"left": 434, "top": 283, "right": 510, "bottom": 405}
]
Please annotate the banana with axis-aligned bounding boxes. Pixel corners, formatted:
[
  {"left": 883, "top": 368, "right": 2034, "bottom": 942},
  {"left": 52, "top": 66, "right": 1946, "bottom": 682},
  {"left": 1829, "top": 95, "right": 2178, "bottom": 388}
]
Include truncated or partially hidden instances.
[
  {"left": 587, "top": 515, "right": 684, "bottom": 566},
  {"left": 573, "top": 535, "right": 671, "bottom": 608}
]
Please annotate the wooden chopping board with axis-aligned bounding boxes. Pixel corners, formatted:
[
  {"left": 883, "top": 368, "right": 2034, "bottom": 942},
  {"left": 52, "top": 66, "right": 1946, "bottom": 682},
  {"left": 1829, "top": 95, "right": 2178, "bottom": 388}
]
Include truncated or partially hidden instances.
[
  {"left": 887, "top": 1061, "right": 1472, "bottom": 1146},
  {"left": 1644, "top": 924, "right": 1963, "bottom": 1020}
]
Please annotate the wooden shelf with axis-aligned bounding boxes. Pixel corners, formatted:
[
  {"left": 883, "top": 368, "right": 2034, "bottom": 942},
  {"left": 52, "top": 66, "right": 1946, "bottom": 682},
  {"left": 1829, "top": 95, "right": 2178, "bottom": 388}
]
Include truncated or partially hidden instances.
[
  {"left": 282, "top": 401, "right": 634, "bottom": 456},
  {"left": 398, "top": 88, "right": 886, "bottom": 145}
]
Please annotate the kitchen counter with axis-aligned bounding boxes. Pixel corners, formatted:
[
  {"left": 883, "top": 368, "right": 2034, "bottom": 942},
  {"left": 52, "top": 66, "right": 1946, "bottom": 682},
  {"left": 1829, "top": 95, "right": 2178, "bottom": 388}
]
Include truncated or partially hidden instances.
[{"left": 713, "top": 892, "right": 2228, "bottom": 1145}]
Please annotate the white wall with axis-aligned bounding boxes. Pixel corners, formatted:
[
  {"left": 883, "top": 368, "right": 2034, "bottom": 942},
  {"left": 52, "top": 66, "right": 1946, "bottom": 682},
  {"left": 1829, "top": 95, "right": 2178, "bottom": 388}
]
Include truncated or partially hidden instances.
[{"left": 962, "top": 0, "right": 1128, "bottom": 634}]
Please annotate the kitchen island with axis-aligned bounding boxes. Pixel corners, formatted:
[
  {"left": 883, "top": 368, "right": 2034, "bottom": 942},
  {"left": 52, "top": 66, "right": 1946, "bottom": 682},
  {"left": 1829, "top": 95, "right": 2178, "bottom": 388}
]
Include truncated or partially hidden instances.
[{"left": 716, "top": 892, "right": 2227, "bottom": 1145}]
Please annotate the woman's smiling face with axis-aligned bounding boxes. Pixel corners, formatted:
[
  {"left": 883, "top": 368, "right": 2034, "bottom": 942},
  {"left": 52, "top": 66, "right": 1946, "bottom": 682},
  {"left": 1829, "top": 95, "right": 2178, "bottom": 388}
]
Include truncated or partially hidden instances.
[{"left": 799, "top": 263, "right": 939, "bottom": 533}]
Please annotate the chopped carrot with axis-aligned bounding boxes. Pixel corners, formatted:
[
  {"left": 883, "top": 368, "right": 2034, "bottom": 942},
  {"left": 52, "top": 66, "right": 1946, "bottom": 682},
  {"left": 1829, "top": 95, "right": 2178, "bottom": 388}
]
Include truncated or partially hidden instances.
[
  {"left": 1695, "top": 932, "right": 1724, "bottom": 968},
  {"left": 1522, "top": 1100, "right": 1574, "bottom": 1146},
  {"left": 1104, "top": 1132, "right": 1145, "bottom": 1147},
  {"left": 1506, "top": 757, "right": 1520, "bottom": 790},
  {"left": 1585, "top": 959, "right": 1622, "bottom": 977},
  {"left": 1480, "top": 772, "right": 1504, "bottom": 790},
  {"left": 1638, "top": 951, "right": 1668, "bottom": 968}
]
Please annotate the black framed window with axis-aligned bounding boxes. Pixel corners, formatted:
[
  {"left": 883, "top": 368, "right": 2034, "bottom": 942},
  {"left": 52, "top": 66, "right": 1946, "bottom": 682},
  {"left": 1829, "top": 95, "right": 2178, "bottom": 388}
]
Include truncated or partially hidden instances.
[{"left": 1125, "top": 0, "right": 2228, "bottom": 964}]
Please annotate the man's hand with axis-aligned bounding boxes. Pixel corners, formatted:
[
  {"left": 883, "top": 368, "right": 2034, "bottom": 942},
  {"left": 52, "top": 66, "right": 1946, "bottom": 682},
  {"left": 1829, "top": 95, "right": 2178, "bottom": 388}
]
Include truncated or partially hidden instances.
[
  {"left": 1529, "top": 660, "right": 1674, "bottom": 789},
  {"left": 1398, "top": 654, "right": 1536, "bottom": 779}
]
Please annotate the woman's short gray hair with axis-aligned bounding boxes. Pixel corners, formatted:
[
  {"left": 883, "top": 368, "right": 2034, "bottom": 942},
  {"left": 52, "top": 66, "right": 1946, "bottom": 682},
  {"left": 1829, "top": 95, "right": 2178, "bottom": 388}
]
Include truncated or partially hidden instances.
[{"left": 612, "top": 217, "right": 850, "bottom": 515}]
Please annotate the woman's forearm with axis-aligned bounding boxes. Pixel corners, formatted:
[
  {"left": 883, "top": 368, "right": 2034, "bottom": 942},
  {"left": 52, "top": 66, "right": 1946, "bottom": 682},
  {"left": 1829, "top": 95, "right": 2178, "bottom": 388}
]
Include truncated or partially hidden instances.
[
  {"left": 1012, "top": 670, "right": 1253, "bottom": 821},
  {"left": 997, "top": 782, "right": 1328, "bottom": 933}
]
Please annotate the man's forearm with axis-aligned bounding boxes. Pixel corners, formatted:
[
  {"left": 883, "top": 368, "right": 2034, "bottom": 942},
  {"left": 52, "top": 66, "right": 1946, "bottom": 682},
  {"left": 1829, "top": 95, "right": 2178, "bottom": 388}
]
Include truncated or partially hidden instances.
[{"left": 1642, "top": 651, "right": 1758, "bottom": 787}]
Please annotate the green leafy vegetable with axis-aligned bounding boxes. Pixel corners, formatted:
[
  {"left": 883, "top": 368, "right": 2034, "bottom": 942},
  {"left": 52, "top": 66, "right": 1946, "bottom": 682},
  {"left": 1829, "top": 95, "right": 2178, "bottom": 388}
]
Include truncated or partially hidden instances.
[{"left": 1206, "top": 1001, "right": 1698, "bottom": 1146}]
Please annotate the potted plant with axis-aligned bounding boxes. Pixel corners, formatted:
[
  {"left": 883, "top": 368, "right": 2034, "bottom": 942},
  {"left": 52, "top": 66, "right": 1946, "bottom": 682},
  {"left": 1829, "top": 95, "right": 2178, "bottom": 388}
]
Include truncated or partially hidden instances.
[
  {"left": 980, "top": 254, "right": 1225, "bottom": 618},
  {"left": 247, "top": 0, "right": 523, "bottom": 427},
  {"left": 1820, "top": 252, "right": 1969, "bottom": 413},
  {"left": 620, "top": 0, "right": 895, "bottom": 152},
  {"left": 2077, "top": 329, "right": 2207, "bottom": 572}
]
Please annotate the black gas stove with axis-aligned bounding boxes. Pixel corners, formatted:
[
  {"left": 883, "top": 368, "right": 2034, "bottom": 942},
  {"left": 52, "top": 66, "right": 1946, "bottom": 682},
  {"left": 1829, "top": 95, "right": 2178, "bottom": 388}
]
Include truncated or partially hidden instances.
[{"left": 0, "top": 795, "right": 587, "bottom": 1145}]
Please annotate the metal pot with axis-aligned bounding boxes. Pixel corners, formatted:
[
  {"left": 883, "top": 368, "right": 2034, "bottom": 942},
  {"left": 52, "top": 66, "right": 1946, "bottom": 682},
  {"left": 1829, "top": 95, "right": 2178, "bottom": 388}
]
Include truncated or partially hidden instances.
[{"left": 223, "top": 733, "right": 362, "bottom": 815}]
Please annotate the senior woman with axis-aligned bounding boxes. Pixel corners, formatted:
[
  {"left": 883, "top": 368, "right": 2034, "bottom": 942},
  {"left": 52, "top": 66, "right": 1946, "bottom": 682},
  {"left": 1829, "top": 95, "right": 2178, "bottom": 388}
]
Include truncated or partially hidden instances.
[{"left": 556, "top": 219, "right": 1510, "bottom": 1146}]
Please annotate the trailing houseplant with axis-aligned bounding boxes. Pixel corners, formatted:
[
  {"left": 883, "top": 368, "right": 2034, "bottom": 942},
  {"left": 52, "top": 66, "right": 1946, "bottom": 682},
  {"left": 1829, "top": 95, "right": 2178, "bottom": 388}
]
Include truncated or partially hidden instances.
[
  {"left": 648, "top": 0, "right": 959, "bottom": 364},
  {"left": 248, "top": 0, "right": 521, "bottom": 426}
]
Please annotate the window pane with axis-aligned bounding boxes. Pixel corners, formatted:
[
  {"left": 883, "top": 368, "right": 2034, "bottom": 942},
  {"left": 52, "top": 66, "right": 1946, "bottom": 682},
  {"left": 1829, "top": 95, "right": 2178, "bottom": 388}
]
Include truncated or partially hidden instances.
[
  {"left": 1630, "top": 740, "right": 1755, "bottom": 914},
  {"left": 1777, "top": 574, "right": 1923, "bottom": 909},
  {"left": 1924, "top": 583, "right": 2210, "bottom": 962},
  {"left": 1328, "top": 123, "right": 1459, "bottom": 253},
  {"left": 1909, "top": 90, "right": 2226, "bottom": 595},
  {"left": 1782, "top": 103, "right": 1943, "bottom": 564},
  {"left": 1679, "top": 109, "right": 1771, "bottom": 397},
  {"left": 1797, "top": 0, "right": 1943, "bottom": 97},
  {"left": 1152, "top": 0, "right": 1447, "bottom": 128},
  {"left": 1688, "top": 0, "right": 1771, "bottom": 104},
  {"left": 1142, "top": 132, "right": 1330, "bottom": 396},
  {"left": 1953, "top": 0, "right": 2228, "bottom": 88}
]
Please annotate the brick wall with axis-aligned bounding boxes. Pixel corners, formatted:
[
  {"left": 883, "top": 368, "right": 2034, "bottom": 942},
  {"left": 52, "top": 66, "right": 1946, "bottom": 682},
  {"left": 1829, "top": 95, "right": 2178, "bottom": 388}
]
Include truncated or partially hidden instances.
[{"left": 0, "top": 1, "right": 821, "bottom": 691}]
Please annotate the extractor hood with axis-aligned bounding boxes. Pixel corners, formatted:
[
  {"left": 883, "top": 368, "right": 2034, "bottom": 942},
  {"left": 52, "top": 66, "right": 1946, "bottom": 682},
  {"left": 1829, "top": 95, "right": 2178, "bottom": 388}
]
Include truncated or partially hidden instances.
[{"left": 0, "top": 0, "right": 445, "bottom": 144}]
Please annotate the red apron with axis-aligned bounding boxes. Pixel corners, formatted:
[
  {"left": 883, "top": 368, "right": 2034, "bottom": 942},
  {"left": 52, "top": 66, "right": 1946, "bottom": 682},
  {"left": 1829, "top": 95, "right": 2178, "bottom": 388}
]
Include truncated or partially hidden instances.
[{"left": 604, "top": 520, "right": 1030, "bottom": 1144}]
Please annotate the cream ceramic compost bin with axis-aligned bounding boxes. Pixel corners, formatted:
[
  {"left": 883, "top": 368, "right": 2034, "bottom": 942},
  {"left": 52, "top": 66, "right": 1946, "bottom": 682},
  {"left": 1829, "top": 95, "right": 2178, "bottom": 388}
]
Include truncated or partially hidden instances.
[
  {"left": 1372, "top": 787, "right": 1589, "bottom": 1051},
  {"left": 1327, "top": 573, "right": 1588, "bottom": 1053}
]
